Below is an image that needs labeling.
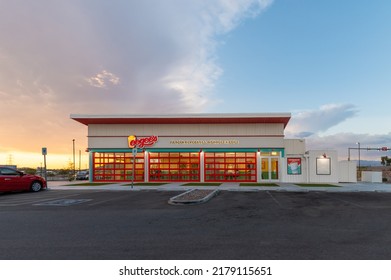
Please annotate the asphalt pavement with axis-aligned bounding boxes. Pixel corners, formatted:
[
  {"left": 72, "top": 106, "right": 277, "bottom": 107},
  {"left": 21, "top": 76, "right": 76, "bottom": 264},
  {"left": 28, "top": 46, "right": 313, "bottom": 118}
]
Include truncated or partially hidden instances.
[
  {"left": 48, "top": 180, "right": 391, "bottom": 193},
  {"left": 1, "top": 183, "right": 391, "bottom": 260}
]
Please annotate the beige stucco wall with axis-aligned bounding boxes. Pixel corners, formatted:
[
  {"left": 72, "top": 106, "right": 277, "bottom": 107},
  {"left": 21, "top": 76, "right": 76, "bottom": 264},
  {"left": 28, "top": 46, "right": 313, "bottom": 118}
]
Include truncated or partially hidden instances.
[
  {"left": 88, "top": 123, "right": 285, "bottom": 137},
  {"left": 87, "top": 123, "right": 286, "bottom": 149},
  {"left": 88, "top": 136, "right": 286, "bottom": 149},
  {"left": 284, "top": 139, "right": 306, "bottom": 155}
]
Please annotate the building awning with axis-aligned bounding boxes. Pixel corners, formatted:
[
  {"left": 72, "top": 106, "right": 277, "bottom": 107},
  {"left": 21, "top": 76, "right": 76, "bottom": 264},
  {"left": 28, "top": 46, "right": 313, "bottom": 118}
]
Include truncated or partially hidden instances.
[
  {"left": 202, "top": 148, "right": 258, "bottom": 153},
  {"left": 146, "top": 148, "right": 201, "bottom": 153},
  {"left": 71, "top": 113, "right": 291, "bottom": 128}
]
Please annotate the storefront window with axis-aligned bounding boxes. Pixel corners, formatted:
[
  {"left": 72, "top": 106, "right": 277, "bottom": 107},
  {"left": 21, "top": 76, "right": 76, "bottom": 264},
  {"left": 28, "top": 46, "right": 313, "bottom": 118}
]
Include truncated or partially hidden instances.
[
  {"left": 149, "top": 152, "right": 200, "bottom": 182},
  {"left": 261, "top": 151, "right": 281, "bottom": 157},
  {"left": 93, "top": 152, "right": 145, "bottom": 182},
  {"left": 204, "top": 152, "right": 257, "bottom": 182}
]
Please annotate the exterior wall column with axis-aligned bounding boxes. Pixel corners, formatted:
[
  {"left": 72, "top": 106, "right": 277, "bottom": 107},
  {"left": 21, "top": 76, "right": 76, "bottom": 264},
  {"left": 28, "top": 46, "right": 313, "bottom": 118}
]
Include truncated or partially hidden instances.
[
  {"left": 144, "top": 151, "right": 149, "bottom": 182},
  {"left": 200, "top": 150, "right": 205, "bottom": 182},
  {"left": 89, "top": 151, "right": 93, "bottom": 183},
  {"left": 257, "top": 151, "right": 261, "bottom": 183},
  {"left": 279, "top": 155, "right": 285, "bottom": 182}
]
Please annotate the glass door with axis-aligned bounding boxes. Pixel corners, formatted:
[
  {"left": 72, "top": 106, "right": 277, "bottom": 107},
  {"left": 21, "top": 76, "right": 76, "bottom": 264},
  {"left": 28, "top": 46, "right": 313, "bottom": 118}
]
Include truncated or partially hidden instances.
[
  {"left": 261, "top": 158, "right": 270, "bottom": 180},
  {"left": 271, "top": 158, "right": 279, "bottom": 180},
  {"left": 261, "top": 157, "right": 279, "bottom": 181}
]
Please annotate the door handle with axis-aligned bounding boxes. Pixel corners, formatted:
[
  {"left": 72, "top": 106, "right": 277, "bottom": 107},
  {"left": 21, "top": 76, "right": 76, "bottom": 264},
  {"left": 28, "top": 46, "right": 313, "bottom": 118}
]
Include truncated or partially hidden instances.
[{"left": 5, "top": 178, "right": 11, "bottom": 181}]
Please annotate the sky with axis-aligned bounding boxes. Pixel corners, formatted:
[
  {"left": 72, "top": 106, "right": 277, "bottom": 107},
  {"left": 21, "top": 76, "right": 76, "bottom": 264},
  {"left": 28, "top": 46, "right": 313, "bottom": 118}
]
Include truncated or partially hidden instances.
[{"left": 0, "top": 0, "right": 390, "bottom": 169}]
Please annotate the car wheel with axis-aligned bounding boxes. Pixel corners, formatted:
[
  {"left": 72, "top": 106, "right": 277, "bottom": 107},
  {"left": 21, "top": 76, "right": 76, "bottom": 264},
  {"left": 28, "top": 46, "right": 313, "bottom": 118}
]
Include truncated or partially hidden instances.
[{"left": 30, "top": 181, "right": 42, "bottom": 192}]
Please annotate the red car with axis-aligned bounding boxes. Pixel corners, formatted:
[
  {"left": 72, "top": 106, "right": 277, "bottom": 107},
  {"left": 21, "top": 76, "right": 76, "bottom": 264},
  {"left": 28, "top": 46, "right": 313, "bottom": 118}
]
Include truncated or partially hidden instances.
[{"left": 0, "top": 167, "right": 47, "bottom": 192}]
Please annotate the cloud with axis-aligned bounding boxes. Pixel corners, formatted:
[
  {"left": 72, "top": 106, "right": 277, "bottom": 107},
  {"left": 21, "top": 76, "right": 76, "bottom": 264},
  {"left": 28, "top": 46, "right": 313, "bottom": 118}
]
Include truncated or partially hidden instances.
[
  {"left": 0, "top": 0, "right": 273, "bottom": 161},
  {"left": 305, "top": 132, "right": 391, "bottom": 161},
  {"left": 86, "top": 70, "right": 120, "bottom": 88},
  {"left": 0, "top": 0, "right": 274, "bottom": 112},
  {"left": 286, "top": 103, "right": 358, "bottom": 137},
  {"left": 285, "top": 103, "right": 390, "bottom": 161}
]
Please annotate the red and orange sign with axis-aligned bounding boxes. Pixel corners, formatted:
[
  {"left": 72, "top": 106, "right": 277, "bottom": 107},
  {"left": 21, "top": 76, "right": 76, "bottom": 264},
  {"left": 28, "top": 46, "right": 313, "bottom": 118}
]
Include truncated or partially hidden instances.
[{"left": 128, "top": 135, "right": 158, "bottom": 148}]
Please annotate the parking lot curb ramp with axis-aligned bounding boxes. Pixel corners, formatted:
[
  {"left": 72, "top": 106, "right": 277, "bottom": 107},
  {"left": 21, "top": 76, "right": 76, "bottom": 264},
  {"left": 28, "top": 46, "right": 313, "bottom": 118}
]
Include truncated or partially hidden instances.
[{"left": 168, "top": 189, "right": 219, "bottom": 205}]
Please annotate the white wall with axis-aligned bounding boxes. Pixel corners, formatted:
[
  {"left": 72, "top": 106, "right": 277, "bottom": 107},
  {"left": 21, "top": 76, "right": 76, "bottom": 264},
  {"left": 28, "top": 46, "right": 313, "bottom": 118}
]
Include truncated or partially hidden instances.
[
  {"left": 88, "top": 136, "right": 286, "bottom": 149},
  {"left": 284, "top": 139, "right": 306, "bottom": 155},
  {"left": 339, "top": 161, "right": 357, "bottom": 183},
  {"left": 362, "top": 171, "right": 382, "bottom": 183},
  {"left": 282, "top": 155, "right": 307, "bottom": 183},
  {"left": 87, "top": 123, "right": 287, "bottom": 149},
  {"left": 282, "top": 139, "right": 307, "bottom": 183},
  {"left": 307, "top": 150, "right": 339, "bottom": 183},
  {"left": 88, "top": 123, "right": 285, "bottom": 137}
]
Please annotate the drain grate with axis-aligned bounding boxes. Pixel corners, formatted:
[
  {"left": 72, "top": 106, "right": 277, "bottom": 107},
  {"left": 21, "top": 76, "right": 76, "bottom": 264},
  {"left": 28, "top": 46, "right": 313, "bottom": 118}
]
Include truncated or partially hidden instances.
[{"left": 34, "top": 199, "right": 92, "bottom": 206}]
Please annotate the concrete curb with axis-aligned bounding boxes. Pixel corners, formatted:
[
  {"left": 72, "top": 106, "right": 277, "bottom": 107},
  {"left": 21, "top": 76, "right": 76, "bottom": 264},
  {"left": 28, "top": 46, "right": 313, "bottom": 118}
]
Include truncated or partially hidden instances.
[
  {"left": 168, "top": 189, "right": 220, "bottom": 205},
  {"left": 47, "top": 181, "right": 391, "bottom": 193}
]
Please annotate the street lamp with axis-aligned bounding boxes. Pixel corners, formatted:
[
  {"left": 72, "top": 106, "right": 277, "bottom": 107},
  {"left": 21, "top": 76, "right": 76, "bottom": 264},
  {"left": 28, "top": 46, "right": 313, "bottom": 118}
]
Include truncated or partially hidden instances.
[
  {"left": 356, "top": 142, "right": 361, "bottom": 170},
  {"left": 356, "top": 142, "right": 361, "bottom": 181},
  {"left": 72, "top": 139, "right": 76, "bottom": 178}
]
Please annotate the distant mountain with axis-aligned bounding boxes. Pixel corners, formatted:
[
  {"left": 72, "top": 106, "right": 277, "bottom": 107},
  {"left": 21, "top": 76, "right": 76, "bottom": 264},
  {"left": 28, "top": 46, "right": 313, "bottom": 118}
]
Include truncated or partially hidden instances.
[{"left": 359, "top": 160, "right": 382, "bottom": 167}]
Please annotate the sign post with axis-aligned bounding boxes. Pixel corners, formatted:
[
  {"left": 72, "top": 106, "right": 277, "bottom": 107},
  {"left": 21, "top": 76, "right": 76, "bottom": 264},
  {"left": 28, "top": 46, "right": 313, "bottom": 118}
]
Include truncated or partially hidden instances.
[
  {"left": 128, "top": 135, "right": 159, "bottom": 190},
  {"left": 42, "top": 147, "right": 47, "bottom": 184},
  {"left": 131, "top": 148, "right": 138, "bottom": 189}
]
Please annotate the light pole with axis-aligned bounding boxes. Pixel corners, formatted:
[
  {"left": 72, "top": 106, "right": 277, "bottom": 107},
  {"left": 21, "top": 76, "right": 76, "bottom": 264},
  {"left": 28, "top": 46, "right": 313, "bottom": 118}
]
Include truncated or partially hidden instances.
[
  {"left": 356, "top": 142, "right": 360, "bottom": 181},
  {"left": 356, "top": 142, "right": 361, "bottom": 170},
  {"left": 72, "top": 139, "right": 76, "bottom": 178}
]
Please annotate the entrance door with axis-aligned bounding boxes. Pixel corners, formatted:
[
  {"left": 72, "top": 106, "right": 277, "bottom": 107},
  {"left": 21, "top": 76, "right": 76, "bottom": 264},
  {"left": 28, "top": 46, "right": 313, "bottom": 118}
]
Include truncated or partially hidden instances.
[{"left": 261, "top": 157, "right": 279, "bottom": 181}]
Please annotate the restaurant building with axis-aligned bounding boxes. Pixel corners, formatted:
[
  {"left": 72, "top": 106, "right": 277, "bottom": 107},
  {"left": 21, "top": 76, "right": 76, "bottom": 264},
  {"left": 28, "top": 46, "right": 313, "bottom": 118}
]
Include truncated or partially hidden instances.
[{"left": 71, "top": 113, "right": 339, "bottom": 184}]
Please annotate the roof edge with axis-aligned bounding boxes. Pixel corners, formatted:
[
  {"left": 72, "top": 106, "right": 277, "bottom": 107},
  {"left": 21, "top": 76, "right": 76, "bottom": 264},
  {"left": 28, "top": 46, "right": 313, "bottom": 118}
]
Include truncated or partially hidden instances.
[{"left": 70, "top": 113, "right": 291, "bottom": 127}]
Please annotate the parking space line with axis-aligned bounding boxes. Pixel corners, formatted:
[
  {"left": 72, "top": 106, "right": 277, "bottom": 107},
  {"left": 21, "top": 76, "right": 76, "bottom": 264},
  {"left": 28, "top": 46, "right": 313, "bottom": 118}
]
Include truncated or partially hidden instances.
[
  {"left": 87, "top": 195, "right": 126, "bottom": 206},
  {"left": 34, "top": 199, "right": 93, "bottom": 206},
  {"left": 0, "top": 192, "right": 74, "bottom": 202},
  {"left": 0, "top": 193, "right": 90, "bottom": 207},
  {"left": 325, "top": 195, "right": 364, "bottom": 208},
  {"left": 266, "top": 191, "right": 284, "bottom": 208}
]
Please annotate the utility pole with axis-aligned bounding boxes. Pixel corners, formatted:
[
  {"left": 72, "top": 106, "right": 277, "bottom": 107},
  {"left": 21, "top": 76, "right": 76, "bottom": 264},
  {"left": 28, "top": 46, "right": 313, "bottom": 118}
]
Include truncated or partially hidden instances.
[
  {"left": 42, "top": 147, "right": 47, "bottom": 183},
  {"left": 72, "top": 139, "right": 76, "bottom": 179},
  {"left": 356, "top": 142, "right": 361, "bottom": 171},
  {"left": 6, "top": 154, "right": 13, "bottom": 166}
]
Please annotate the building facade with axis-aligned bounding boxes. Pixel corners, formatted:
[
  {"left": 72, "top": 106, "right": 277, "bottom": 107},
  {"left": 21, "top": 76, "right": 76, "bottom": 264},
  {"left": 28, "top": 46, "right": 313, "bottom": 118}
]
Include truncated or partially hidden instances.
[{"left": 71, "top": 113, "right": 339, "bottom": 184}]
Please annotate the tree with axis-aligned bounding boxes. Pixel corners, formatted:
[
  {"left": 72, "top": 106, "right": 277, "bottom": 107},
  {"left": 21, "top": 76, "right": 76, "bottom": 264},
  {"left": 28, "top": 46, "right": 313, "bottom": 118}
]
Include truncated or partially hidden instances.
[
  {"left": 381, "top": 156, "right": 391, "bottom": 166},
  {"left": 20, "top": 167, "right": 36, "bottom": 175}
]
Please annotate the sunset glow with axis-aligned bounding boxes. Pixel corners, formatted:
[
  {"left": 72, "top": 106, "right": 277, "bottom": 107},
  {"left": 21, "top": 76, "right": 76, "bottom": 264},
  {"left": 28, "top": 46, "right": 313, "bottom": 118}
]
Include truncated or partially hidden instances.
[{"left": 1, "top": 1, "right": 390, "bottom": 169}]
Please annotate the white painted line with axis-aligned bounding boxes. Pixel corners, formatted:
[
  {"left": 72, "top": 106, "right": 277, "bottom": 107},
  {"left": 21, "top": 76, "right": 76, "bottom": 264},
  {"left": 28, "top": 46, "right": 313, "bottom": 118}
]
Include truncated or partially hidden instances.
[
  {"left": 87, "top": 195, "right": 127, "bottom": 206},
  {"left": 266, "top": 191, "right": 284, "bottom": 208},
  {"left": 0, "top": 193, "right": 89, "bottom": 207}
]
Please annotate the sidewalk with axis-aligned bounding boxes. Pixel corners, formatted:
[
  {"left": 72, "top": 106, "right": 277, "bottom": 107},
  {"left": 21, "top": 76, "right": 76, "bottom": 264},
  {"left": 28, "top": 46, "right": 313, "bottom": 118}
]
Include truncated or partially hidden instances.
[{"left": 48, "top": 181, "right": 391, "bottom": 193}]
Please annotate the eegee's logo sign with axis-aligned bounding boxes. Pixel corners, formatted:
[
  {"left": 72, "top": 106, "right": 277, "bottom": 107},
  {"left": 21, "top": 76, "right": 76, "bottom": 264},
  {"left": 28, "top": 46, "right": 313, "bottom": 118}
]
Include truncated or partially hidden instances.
[{"left": 128, "top": 135, "right": 158, "bottom": 148}]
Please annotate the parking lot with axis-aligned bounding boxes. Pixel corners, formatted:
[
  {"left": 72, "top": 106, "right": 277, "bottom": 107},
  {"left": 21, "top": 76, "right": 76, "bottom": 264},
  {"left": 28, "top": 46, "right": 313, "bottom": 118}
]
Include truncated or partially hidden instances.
[{"left": 1, "top": 189, "right": 391, "bottom": 259}]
